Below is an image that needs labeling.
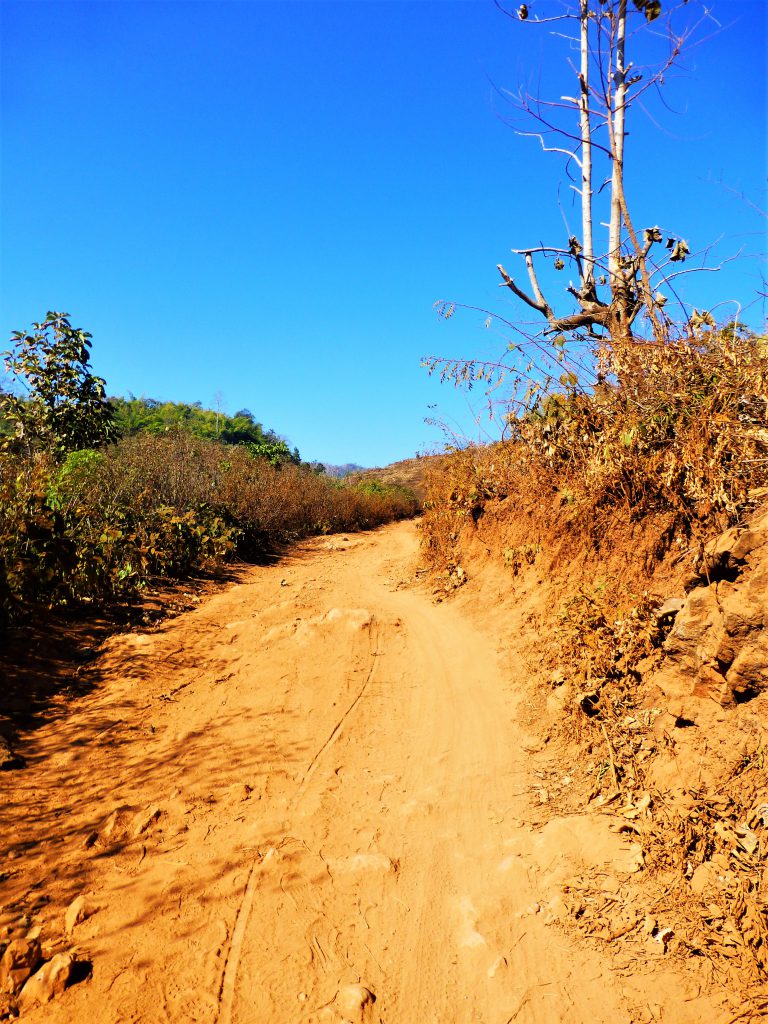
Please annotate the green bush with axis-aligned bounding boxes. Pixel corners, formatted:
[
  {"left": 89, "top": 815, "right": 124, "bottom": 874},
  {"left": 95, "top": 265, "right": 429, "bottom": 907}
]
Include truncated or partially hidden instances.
[{"left": 1, "top": 312, "right": 116, "bottom": 456}]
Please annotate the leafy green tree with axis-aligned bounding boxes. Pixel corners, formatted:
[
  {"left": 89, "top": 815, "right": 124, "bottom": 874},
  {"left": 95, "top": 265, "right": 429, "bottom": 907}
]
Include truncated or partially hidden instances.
[
  {"left": 1, "top": 312, "right": 117, "bottom": 456},
  {"left": 110, "top": 395, "right": 302, "bottom": 465}
]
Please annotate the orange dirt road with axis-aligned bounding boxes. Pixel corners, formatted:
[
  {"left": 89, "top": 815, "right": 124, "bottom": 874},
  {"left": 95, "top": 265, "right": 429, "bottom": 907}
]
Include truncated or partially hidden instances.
[{"left": 7, "top": 522, "right": 721, "bottom": 1023}]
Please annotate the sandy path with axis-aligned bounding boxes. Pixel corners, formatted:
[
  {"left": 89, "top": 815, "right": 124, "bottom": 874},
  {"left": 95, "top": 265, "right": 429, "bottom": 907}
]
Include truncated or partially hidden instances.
[{"left": 4, "top": 522, "right": 717, "bottom": 1023}]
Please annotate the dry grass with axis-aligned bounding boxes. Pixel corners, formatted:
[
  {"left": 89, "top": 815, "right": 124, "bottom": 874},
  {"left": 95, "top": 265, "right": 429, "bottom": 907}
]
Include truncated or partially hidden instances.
[{"left": 421, "top": 326, "right": 768, "bottom": 575}]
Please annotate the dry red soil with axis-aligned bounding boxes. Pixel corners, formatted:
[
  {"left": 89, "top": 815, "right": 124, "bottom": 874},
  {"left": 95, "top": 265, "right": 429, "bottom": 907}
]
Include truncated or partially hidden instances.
[{"left": 0, "top": 521, "right": 751, "bottom": 1022}]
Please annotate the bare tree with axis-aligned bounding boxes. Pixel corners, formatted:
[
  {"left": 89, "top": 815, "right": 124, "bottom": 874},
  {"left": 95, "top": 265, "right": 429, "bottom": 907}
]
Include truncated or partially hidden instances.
[
  {"left": 427, "top": 0, "right": 719, "bottom": 414},
  {"left": 498, "top": 0, "right": 712, "bottom": 340},
  {"left": 213, "top": 390, "right": 225, "bottom": 436}
]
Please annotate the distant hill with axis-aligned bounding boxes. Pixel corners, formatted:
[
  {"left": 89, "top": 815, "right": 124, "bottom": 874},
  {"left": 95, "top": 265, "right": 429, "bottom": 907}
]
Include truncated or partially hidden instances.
[
  {"left": 349, "top": 455, "right": 444, "bottom": 504},
  {"left": 322, "top": 463, "right": 366, "bottom": 478}
]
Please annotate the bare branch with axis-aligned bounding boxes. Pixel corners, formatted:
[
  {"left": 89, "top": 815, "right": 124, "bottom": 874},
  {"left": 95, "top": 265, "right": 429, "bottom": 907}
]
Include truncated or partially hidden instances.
[
  {"left": 524, "top": 253, "right": 553, "bottom": 315},
  {"left": 497, "top": 264, "right": 552, "bottom": 319},
  {"left": 511, "top": 245, "right": 578, "bottom": 256},
  {"left": 513, "top": 130, "right": 583, "bottom": 170}
]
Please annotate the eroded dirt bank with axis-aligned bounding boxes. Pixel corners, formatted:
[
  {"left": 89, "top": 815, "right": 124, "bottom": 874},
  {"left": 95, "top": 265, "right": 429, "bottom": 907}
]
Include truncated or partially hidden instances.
[{"left": 0, "top": 522, "right": 734, "bottom": 1022}]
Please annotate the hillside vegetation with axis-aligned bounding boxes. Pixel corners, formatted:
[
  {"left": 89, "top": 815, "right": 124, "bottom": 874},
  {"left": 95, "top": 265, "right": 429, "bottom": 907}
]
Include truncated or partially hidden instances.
[
  {"left": 350, "top": 455, "right": 439, "bottom": 504},
  {"left": 420, "top": 322, "right": 768, "bottom": 990},
  {"left": 110, "top": 396, "right": 302, "bottom": 466},
  {"left": 0, "top": 313, "right": 418, "bottom": 625},
  {"left": 423, "top": 324, "right": 768, "bottom": 579}
]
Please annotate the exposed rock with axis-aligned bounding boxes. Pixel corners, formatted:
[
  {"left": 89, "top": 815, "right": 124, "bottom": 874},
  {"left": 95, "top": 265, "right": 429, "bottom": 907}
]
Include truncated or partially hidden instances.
[
  {"left": 651, "top": 508, "right": 768, "bottom": 716},
  {"left": 727, "top": 638, "right": 768, "bottom": 695},
  {"left": 701, "top": 508, "right": 768, "bottom": 578},
  {"left": 702, "top": 526, "right": 740, "bottom": 576},
  {"left": 0, "top": 937, "right": 42, "bottom": 995},
  {"left": 64, "top": 895, "right": 96, "bottom": 934},
  {"left": 656, "top": 597, "right": 685, "bottom": 620},
  {"left": 93, "top": 804, "right": 162, "bottom": 847},
  {"left": 18, "top": 953, "right": 76, "bottom": 1008},
  {"left": 690, "top": 663, "right": 732, "bottom": 706},
  {"left": 131, "top": 805, "right": 162, "bottom": 838},
  {"left": 335, "top": 982, "right": 376, "bottom": 1023},
  {"left": 98, "top": 805, "right": 134, "bottom": 845}
]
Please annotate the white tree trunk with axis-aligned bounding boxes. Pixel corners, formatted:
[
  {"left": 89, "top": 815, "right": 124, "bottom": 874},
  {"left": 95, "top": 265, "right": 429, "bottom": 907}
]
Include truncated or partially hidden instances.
[
  {"left": 608, "top": 0, "right": 627, "bottom": 285},
  {"left": 579, "top": 0, "right": 594, "bottom": 289}
]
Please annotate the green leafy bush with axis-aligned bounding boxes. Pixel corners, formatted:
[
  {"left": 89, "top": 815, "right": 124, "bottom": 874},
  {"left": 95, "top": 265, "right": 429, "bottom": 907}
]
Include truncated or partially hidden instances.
[
  {"left": 1, "top": 312, "right": 117, "bottom": 455},
  {"left": 0, "top": 314, "right": 418, "bottom": 625},
  {"left": 110, "top": 396, "right": 300, "bottom": 465}
]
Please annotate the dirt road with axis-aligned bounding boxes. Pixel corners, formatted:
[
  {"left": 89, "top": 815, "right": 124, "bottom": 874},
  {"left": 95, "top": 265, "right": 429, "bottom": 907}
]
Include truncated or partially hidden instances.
[{"left": 4, "top": 522, "right": 721, "bottom": 1022}]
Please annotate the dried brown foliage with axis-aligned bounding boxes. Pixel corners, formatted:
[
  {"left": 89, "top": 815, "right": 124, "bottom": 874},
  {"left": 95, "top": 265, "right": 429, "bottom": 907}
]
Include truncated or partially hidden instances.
[
  {"left": 421, "top": 325, "right": 768, "bottom": 573},
  {"left": 514, "top": 328, "right": 768, "bottom": 526},
  {"left": 0, "top": 433, "right": 418, "bottom": 623}
]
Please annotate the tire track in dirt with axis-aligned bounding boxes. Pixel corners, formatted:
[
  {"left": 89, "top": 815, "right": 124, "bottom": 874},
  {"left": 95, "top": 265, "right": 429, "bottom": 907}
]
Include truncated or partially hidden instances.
[{"left": 296, "top": 618, "right": 381, "bottom": 799}]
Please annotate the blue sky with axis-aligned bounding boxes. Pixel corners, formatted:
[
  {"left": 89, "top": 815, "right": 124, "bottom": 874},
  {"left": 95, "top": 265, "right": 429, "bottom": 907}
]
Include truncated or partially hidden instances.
[{"left": 1, "top": 0, "right": 766, "bottom": 466}]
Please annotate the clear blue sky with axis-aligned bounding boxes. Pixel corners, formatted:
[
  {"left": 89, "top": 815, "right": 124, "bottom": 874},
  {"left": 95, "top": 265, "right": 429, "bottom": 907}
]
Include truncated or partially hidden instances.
[{"left": 1, "top": 0, "right": 766, "bottom": 466}]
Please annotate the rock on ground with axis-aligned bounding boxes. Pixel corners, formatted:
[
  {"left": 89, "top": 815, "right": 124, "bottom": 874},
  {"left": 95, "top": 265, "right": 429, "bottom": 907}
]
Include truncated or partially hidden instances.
[
  {"left": 18, "top": 953, "right": 76, "bottom": 1009},
  {"left": 0, "top": 937, "right": 42, "bottom": 996}
]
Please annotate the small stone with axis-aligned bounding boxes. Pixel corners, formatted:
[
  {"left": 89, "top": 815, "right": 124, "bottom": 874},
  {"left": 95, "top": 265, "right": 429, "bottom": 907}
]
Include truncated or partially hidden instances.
[
  {"left": 487, "top": 954, "right": 508, "bottom": 978},
  {"left": 99, "top": 807, "right": 131, "bottom": 844},
  {"left": 335, "top": 983, "right": 376, "bottom": 1023},
  {"left": 225, "top": 784, "right": 252, "bottom": 804},
  {"left": 656, "top": 597, "right": 685, "bottom": 619},
  {"left": 18, "top": 953, "right": 75, "bottom": 1008},
  {"left": 131, "top": 806, "right": 162, "bottom": 838},
  {"left": 65, "top": 895, "right": 95, "bottom": 935},
  {"left": 543, "top": 895, "right": 568, "bottom": 924},
  {"left": 0, "top": 937, "right": 42, "bottom": 995}
]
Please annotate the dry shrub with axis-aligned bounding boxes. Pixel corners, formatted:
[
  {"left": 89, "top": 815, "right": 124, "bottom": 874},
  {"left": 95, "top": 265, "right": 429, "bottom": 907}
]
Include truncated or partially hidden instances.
[
  {"left": 513, "top": 327, "right": 768, "bottom": 531},
  {"left": 420, "top": 441, "right": 533, "bottom": 575},
  {"left": 421, "top": 326, "right": 768, "bottom": 571},
  {"left": 551, "top": 579, "right": 768, "bottom": 984},
  {"left": 555, "top": 583, "right": 667, "bottom": 719},
  {"left": 0, "top": 433, "right": 418, "bottom": 622}
]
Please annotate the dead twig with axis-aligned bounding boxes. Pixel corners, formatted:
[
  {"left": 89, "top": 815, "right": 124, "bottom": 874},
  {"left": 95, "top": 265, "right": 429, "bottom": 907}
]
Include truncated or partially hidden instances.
[{"left": 600, "top": 721, "right": 621, "bottom": 795}]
